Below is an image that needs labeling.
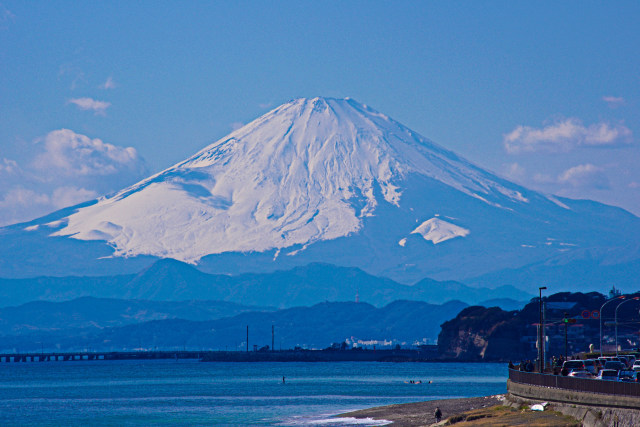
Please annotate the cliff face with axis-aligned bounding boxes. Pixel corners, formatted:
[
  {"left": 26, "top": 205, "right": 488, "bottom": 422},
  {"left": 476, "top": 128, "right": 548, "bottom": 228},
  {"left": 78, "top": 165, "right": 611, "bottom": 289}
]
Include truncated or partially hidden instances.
[
  {"left": 438, "top": 306, "right": 517, "bottom": 360},
  {"left": 438, "top": 292, "right": 612, "bottom": 361}
]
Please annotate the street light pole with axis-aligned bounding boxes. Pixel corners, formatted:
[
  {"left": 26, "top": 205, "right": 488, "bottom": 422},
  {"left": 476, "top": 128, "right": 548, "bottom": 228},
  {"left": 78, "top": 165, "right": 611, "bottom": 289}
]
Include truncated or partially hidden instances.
[
  {"left": 600, "top": 295, "right": 626, "bottom": 356},
  {"left": 615, "top": 297, "right": 640, "bottom": 356},
  {"left": 564, "top": 312, "right": 568, "bottom": 360},
  {"left": 539, "top": 286, "right": 547, "bottom": 372}
]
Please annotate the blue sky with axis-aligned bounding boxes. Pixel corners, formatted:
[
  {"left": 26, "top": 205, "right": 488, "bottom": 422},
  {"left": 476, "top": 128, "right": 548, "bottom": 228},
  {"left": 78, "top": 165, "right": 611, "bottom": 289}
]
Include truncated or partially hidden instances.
[{"left": 1, "top": 1, "right": 639, "bottom": 225}]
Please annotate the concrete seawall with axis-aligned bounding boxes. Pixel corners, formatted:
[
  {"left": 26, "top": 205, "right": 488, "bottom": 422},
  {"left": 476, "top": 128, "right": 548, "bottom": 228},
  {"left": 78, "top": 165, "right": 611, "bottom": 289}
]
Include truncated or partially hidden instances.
[
  {"left": 508, "top": 378, "right": 640, "bottom": 409},
  {"left": 508, "top": 379, "right": 640, "bottom": 426}
]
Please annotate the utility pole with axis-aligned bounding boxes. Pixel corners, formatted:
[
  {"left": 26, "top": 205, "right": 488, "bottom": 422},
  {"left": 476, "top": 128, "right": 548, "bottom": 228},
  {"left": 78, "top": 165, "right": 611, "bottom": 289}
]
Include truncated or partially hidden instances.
[
  {"left": 272, "top": 324, "right": 274, "bottom": 352},
  {"left": 246, "top": 325, "right": 249, "bottom": 352},
  {"left": 542, "top": 300, "right": 546, "bottom": 371},
  {"left": 538, "top": 286, "right": 547, "bottom": 372},
  {"left": 562, "top": 313, "right": 576, "bottom": 359},
  {"left": 564, "top": 312, "right": 568, "bottom": 360}
]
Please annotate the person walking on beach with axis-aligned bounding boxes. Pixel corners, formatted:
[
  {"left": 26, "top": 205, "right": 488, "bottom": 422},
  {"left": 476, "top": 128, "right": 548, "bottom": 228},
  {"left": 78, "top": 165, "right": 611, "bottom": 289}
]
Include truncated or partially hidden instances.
[{"left": 434, "top": 407, "right": 442, "bottom": 423}]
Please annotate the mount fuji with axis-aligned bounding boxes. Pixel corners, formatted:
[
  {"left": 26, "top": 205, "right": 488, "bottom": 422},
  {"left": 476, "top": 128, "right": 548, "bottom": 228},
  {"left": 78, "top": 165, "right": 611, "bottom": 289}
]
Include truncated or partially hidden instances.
[{"left": 2, "top": 97, "right": 639, "bottom": 288}]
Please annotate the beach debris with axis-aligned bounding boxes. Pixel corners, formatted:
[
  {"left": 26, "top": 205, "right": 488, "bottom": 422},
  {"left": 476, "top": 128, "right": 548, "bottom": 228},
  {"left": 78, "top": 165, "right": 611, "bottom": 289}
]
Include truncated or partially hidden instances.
[{"left": 530, "top": 402, "right": 549, "bottom": 411}]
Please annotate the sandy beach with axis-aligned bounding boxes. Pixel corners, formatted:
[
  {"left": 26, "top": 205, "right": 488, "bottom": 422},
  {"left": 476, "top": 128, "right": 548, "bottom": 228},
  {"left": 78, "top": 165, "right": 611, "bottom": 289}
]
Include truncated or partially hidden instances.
[{"left": 341, "top": 395, "right": 504, "bottom": 426}]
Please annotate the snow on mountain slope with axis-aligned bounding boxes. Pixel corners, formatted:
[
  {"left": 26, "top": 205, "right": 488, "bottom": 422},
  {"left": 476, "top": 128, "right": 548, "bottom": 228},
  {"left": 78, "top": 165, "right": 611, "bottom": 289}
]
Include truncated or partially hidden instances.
[
  {"left": 410, "top": 218, "right": 470, "bottom": 244},
  {"left": 51, "top": 97, "right": 531, "bottom": 262},
  {"left": 4, "top": 97, "right": 640, "bottom": 285}
]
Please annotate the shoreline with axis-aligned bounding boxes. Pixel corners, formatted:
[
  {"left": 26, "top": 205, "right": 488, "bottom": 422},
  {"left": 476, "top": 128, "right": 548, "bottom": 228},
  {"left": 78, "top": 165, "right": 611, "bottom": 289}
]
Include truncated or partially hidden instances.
[{"left": 340, "top": 395, "right": 504, "bottom": 426}]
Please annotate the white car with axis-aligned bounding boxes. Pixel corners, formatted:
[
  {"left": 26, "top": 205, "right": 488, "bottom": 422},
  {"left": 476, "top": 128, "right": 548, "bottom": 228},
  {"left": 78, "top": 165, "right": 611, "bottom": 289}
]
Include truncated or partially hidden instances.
[
  {"left": 632, "top": 362, "right": 640, "bottom": 372},
  {"left": 597, "top": 369, "right": 619, "bottom": 381},
  {"left": 568, "top": 370, "right": 593, "bottom": 378}
]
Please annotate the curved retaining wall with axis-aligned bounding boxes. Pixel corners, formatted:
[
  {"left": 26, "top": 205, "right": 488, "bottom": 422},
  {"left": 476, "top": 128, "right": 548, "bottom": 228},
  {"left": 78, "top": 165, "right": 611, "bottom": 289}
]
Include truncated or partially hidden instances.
[
  {"left": 508, "top": 369, "right": 640, "bottom": 409},
  {"left": 508, "top": 379, "right": 640, "bottom": 410}
]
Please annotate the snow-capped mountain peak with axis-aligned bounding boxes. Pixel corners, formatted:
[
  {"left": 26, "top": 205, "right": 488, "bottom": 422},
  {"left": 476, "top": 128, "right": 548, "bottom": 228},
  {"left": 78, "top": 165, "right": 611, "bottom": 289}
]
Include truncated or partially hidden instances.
[{"left": 51, "top": 97, "right": 535, "bottom": 262}]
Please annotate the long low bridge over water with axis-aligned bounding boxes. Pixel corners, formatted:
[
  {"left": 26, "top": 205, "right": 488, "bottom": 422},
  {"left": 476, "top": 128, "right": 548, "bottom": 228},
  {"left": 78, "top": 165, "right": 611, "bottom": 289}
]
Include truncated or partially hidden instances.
[
  {"left": 0, "top": 351, "right": 210, "bottom": 362},
  {"left": 0, "top": 347, "right": 439, "bottom": 363}
]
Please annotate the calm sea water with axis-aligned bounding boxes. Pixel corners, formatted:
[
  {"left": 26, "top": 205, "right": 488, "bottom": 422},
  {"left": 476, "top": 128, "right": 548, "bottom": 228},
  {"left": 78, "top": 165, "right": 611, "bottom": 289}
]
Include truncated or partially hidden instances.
[{"left": 0, "top": 360, "right": 507, "bottom": 426}]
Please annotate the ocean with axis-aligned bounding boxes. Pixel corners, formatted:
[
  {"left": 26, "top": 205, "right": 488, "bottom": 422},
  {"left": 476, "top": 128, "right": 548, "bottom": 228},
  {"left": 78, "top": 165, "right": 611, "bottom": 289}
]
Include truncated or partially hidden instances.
[{"left": 0, "top": 360, "right": 507, "bottom": 426}]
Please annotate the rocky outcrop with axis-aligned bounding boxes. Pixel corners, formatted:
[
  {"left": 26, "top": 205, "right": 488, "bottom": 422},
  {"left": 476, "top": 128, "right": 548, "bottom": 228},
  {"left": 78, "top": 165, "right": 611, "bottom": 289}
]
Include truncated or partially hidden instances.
[
  {"left": 437, "top": 292, "right": 617, "bottom": 361},
  {"left": 437, "top": 306, "right": 517, "bottom": 360}
]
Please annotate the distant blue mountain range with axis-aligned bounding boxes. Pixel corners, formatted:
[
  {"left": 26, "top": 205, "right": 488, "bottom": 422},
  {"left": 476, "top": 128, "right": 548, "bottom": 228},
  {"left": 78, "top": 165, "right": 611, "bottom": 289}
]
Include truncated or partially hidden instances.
[
  {"left": 0, "top": 260, "right": 532, "bottom": 308},
  {"left": 0, "top": 299, "right": 469, "bottom": 352}
]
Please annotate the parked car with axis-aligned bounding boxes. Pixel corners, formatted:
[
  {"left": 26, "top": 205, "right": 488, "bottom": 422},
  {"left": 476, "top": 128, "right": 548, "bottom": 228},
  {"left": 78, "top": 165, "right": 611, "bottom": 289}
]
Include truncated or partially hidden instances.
[
  {"left": 632, "top": 361, "right": 640, "bottom": 372},
  {"left": 568, "top": 370, "right": 593, "bottom": 379},
  {"left": 597, "top": 369, "right": 619, "bottom": 381},
  {"left": 583, "top": 359, "right": 599, "bottom": 375},
  {"left": 618, "top": 370, "right": 637, "bottom": 382},
  {"left": 561, "top": 360, "right": 585, "bottom": 375},
  {"left": 604, "top": 361, "right": 626, "bottom": 371},
  {"left": 618, "top": 356, "right": 631, "bottom": 368}
]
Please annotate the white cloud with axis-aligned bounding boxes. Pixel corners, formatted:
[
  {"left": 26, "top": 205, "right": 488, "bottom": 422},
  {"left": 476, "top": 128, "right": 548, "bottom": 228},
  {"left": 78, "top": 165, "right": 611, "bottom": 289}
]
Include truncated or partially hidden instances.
[
  {"left": 533, "top": 173, "right": 555, "bottom": 184},
  {"left": 259, "top": 102, "right": 273, "bottom": 109},
  {"left": 0, "top": 188, "right": 49, "bottom": 208},
  {"left": 557, "top": 164, "right": 610, "bottom": 190},
  {"left": 51, "top": 186, "right": 98, "bottom": 209},
  {"left": 33, "top": 129, "right": 144, "bottom": 178},
  {"left": 100, "top": 76, "right": 117, "bottom": 90},
  {"left": 0, "top": 158, "right": 19, "bottom": 174},
  {"left": 0, "top": 130, "right": 148, "bottom": 227},
  {"left": 628, "top": 182, "right": 640, "bottom": 189},
  {"left": 0, "top": 188, "right": 51, "bottom": 226},
  {"left": 58, "top": 64, "right": 87, "bottom": 90},
  {"left": 504, "top": 162, "right": 526, "bottom": 182},
  {"left": 230, "top": 122, "right": 245, "bottom": 131},
  {"left": 0, "top": 186, "right": 99, "bottom": 226},
  {"left": 68, "top": 97, "right": 111, "bottom": 115},
  {"left": 504, "top": 118, "right": 632, "bottom": 154},
  {"left": 0, "top": 3, "right": 15, "bottom": 28},
  {"left": 603, "top": 96, "right": 625, "bottom": 108}
]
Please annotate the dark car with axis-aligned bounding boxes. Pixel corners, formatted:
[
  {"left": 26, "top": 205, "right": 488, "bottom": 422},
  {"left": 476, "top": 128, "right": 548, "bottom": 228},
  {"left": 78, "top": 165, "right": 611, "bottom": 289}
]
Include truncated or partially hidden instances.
[
  {"left": 618, "top": 370, "right": 638, "bottom": 382},
  {"left": 618, "top": 356, "right": 631, "bottom": 368},
  {"left": 583, "top": 359, "right": 599, "bottom": 375},
  {"left": 604, "top": 361, "right": 626, "bottom": 371},
  {"left": 561, "top": 360, "right": 585, "bottom": 375}
]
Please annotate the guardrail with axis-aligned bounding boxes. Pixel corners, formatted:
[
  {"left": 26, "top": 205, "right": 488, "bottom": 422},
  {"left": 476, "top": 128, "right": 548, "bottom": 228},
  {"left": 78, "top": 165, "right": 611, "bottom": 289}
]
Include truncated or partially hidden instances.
[{"left": 509, "top": 368, "right": 640, "bottom": 397}]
